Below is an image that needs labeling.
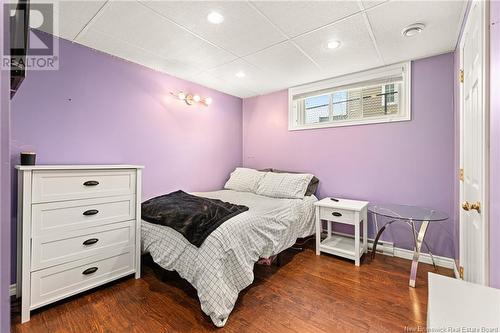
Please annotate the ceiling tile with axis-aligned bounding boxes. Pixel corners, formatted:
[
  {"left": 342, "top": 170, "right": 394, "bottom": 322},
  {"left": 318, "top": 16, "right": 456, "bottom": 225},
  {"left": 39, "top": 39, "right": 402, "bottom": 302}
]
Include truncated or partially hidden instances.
[
  {"left": 203, "top": 59, "right": 283, "bottom": 96},
  {"left": 367, "top": 0, "right": 466, "bottom": 64},
  {"left": 361, "top": 0, "right": 388, "bottom": 10},
  {"left": 84, "top": 0, "right": 236, "bottom": 70},
  {"left": 244, "top": 41, "right": 323, "bottom": 89},
  {"left": 294, "top": 13, "right": 383, "bottom": 78},
  {"left": 189, "top": 71, "right": 258, "bottom": 98},
  {"left": 251, "top": 1, "right": 360, "bottom": 38},
  {"left": 76, "top": 28, "right": 202, "bottom": 79},
  {"left": 140, "top": 1, "right": 286, "bottom": 57},
  {"left": 31, "top": 0, "right": 106, "bottom": 41}
]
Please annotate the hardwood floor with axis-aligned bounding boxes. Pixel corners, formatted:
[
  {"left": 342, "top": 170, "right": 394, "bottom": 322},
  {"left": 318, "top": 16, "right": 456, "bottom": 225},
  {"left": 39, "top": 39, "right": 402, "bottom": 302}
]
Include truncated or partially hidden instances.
[{"left": 11, "top": 249, "right": 453, "bottom": 333}]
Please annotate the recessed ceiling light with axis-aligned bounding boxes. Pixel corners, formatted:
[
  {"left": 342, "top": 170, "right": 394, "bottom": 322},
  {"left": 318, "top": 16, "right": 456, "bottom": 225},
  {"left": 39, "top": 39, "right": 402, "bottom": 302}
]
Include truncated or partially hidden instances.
[
  {"left": 235, "top": 71, "right": 246, "bottom": 78},
  {"left": 207, "top": 11, "right": 224, "bottom": 24},
  {"left": 327, "top": 40, "right": 341, "bottom": 49},
  {"left": 402, "top": 23, "right": 425, "bottom": 37}
]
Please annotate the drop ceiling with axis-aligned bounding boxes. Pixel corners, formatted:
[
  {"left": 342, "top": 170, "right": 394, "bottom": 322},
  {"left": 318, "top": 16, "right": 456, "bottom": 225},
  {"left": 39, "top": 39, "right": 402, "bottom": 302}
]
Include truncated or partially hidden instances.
[{"left": 36, "top": 0, "right": 467, "bottom": 98}]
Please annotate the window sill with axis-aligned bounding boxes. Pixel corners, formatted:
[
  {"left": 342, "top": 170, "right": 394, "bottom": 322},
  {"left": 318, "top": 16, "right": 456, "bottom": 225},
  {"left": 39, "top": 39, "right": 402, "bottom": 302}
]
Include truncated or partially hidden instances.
[{"left": 288, "top": 114, "right": 411, "bottom": 131}]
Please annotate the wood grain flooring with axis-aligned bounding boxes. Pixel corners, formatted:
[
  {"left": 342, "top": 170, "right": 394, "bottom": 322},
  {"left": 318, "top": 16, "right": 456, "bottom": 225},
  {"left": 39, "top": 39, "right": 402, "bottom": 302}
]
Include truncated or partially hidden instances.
[{"left": 11, "top": 248, "right": 453, "bottom": 333}]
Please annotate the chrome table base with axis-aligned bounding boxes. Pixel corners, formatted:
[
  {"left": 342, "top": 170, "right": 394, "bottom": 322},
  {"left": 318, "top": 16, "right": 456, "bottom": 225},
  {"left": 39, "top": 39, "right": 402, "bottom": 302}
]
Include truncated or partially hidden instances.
[{"left": 372, "top": 218, "right": 437, "bottom": 287}]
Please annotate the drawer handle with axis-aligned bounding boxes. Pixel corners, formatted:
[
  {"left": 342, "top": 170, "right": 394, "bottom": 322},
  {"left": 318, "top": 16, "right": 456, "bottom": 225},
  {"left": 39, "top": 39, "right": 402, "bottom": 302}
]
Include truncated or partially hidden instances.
[
  {"left": 82, "top": 267, "right": 98, "bottom": 275},
  {"left": 82, "top": 238, "right": 99, "bottom": 246},
  {"left": 332, "top": 212, "right": 343, "bottom": 217},
  {"left": 83, "top": 180, "right": 99, "bottom": 186},
  {"left": 83, "top": 209, "right": 99, "bottom": 216}
]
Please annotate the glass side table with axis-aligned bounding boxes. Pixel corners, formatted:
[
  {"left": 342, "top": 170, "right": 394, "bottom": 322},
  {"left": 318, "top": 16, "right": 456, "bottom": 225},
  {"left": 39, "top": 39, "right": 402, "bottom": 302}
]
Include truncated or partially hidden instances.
[{"left": 368, "top": 203, "right": 449, "bottom": 287}]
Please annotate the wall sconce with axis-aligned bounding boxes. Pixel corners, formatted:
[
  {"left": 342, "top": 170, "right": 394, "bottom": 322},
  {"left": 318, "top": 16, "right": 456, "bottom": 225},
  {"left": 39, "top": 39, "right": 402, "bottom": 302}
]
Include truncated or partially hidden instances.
[{"left": 171, "top": 91, "right": 212, "bottom": 106}]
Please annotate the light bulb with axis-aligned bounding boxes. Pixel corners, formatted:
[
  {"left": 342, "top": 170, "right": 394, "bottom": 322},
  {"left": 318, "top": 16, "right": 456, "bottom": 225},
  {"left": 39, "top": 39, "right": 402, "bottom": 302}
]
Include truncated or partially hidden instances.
[
  {"left": 204, "top": 97, "right": 213, "bottom": 105},
  {"left": 327, "top": 40, "right": 341, "bottom": 49},
  {"left": 193, "top": 94, "right": 201, "bottom": 102},
  {"left": 177, "top": 92, "right": 186, "bottom": 100},
  {"left": 207, "top": 11, "right": 224, "bottom": 24}
]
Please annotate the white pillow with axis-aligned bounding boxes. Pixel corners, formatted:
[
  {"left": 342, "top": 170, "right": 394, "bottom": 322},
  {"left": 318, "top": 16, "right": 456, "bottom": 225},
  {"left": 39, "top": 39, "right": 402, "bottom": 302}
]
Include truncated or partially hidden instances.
[
  {"left": 256, "top": 172, "right": 313, "bottom": 199},
  {"left": 224, "top": 168, "right": 266, "bottom": 193}
]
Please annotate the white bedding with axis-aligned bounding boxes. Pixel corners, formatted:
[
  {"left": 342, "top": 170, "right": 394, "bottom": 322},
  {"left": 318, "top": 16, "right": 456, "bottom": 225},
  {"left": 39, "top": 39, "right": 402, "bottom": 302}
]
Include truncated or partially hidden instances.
[{"left": 141, "top": 189, "right": 317, "bottom": 327}]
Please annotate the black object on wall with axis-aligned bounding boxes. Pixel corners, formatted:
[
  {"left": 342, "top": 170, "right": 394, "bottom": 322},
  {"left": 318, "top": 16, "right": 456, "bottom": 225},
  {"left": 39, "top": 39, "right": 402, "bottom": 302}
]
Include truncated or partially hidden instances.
[{"left": 10, "top": 0, "right": 30, "bottom": 99}]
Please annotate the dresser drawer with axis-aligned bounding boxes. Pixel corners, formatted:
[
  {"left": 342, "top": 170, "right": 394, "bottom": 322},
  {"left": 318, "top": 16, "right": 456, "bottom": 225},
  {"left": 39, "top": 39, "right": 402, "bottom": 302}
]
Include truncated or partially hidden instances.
[
  {"left": 319, "top": 207, "right": 355, "bottom": 224},
  {"left": 31, "top": 221, "right": 134, "bottom": 270},
  {"left": 30, "top": 249, "right": 134, "bottom": 309},
  {"left": 32, "top": 169, "right": 136, "bottom": 203},
  {"left": 32, "top": 195, "right": 136, "bottom": 236}
]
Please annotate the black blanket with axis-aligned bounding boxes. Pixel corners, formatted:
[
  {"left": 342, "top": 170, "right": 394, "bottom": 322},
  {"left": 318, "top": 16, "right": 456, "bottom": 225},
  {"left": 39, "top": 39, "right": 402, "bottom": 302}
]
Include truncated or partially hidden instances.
[{"left": 141, "top": 190, "right": 249, "bottom": 247}]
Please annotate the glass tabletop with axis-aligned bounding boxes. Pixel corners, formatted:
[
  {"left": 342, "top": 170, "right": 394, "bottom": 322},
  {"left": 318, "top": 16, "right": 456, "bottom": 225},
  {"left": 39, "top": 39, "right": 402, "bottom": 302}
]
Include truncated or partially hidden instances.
[{"left": 368, "top": 203, "right": 449, "bottom": 222}]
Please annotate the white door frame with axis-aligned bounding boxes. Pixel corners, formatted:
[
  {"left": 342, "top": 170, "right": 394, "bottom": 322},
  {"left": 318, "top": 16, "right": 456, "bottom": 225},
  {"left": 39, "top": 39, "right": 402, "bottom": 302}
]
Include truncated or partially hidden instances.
[{"left": 459, "top": 0, "right": 490, "bottom": 285}]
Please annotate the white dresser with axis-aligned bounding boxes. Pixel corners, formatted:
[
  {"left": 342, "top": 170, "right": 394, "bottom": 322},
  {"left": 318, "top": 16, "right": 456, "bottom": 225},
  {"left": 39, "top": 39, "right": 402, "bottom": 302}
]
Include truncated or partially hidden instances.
[{"left": 16, "top": 165, "right": 143, "bottom": 323}]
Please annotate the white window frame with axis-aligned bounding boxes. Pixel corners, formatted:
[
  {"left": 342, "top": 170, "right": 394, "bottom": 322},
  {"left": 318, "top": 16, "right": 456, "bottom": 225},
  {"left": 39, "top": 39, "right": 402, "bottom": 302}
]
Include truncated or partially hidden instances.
[{"left": 288, "top": 62, "right": 411, "bottom": 131}]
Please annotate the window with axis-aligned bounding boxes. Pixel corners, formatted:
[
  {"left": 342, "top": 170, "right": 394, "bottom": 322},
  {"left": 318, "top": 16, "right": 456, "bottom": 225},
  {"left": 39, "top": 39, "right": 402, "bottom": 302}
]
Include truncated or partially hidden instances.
[
  {"left": 381, "top": 84, "right": 397, "bottom": 106},
  {"left": 304, "top": 94, "right": 330, "bottom": 124},
  {"left": 332, "top": 91, "right": 348, "bottom": 117},
  {"left": 289, "top": 62, "right": 411, "bottom": 130}
]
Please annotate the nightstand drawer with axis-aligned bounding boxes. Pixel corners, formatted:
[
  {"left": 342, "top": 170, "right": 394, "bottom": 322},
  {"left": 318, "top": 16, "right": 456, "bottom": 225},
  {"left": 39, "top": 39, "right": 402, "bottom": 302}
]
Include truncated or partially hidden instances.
[{"left": 319, "top": 207, "right": 355, "bottom": 223}]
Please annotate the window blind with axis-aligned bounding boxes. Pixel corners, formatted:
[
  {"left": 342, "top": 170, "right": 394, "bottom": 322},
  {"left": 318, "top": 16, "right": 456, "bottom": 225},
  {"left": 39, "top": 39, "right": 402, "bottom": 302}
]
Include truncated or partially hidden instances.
[{"left": 292, "top": 74, "right": 403, "bottom": 101}]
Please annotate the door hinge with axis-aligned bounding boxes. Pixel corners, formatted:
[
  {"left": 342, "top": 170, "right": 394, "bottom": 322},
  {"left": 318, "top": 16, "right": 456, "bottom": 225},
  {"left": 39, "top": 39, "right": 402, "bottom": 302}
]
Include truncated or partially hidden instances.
[
  {"left": 459, "top": 266, "right": 464, "bottom": 279},
  {"left": 460, "top": 69, "right": 464, "bottom": 83},
  {"left": 459, "top": 168, "right": 464, "bottom": 181}
]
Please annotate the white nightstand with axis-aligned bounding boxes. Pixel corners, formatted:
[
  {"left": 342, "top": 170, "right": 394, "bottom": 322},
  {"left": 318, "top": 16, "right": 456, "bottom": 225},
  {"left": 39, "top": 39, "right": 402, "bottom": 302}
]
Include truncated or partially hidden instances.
[{"left": 314, "top": 197, "right": 369, "bottom": 266}]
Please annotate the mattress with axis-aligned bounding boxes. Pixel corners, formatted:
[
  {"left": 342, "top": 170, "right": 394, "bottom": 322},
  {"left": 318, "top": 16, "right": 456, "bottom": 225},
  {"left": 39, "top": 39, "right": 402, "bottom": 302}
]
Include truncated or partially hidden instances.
[{"left": 141, "top": 189, "right": 317, "bottom": 327}]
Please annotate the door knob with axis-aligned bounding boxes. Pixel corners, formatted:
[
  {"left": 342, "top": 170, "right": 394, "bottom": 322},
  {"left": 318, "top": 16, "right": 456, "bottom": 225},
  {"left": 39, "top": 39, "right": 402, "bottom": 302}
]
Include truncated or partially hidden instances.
[{"left": 462, "top": 201, "right": 481, "bottom": 213}]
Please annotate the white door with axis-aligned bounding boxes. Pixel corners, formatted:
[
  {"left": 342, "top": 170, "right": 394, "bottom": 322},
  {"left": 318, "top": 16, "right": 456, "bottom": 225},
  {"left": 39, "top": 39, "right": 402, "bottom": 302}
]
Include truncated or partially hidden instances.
[{"left": 460, "top": 0, "right": 489, "bottom": 285}]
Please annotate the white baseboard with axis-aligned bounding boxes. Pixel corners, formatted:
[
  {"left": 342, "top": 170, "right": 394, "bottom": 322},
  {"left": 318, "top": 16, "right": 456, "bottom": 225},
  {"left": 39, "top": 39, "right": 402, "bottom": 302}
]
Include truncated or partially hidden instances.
[
  {"left": 321, "top": 230, "right": 456, "bottom": 270},
  {"left": 10, "top": 283, "right": 16, "bottom": 297},
  {"left": 392, "top": 247, "right": 456, "bottom": 270},
  {"left": 453, "top": 262, "right": 461, "bottom": 279}
]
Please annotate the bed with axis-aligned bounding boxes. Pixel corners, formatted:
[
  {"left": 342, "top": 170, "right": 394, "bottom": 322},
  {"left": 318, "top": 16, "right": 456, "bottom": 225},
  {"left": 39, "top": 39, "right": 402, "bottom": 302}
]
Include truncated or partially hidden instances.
[{"left": 141, "top": 169, "right": 318, "bottom": 327}]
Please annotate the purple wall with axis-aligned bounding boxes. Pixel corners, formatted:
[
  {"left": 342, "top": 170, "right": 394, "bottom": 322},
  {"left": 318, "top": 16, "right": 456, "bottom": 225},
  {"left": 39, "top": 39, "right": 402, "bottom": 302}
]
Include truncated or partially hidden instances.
[
  {"left": 0, "top": 0, "right": 11, "bottom": 330},
  {"left": 10, "top": 34, "right": 243, "bottom": 283},
  {"left": 242, "top": 53, "right": 456, "bottom": 258},
  {"left": 490, "top": 0, "right": 500, "bottom": 288}
]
